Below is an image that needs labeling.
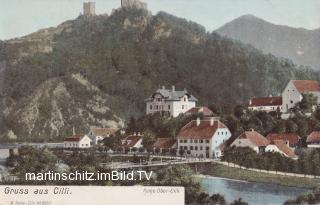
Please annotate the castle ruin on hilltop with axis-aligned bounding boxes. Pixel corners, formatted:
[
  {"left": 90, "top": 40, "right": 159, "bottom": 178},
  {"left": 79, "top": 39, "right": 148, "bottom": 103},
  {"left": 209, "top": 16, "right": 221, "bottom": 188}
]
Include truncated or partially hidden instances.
[
  {"left": 83, "top": 1, "right": 96, "bottom": 16},
  {"left": 121, "top": 0, "right": 147, "bottom": 10}
]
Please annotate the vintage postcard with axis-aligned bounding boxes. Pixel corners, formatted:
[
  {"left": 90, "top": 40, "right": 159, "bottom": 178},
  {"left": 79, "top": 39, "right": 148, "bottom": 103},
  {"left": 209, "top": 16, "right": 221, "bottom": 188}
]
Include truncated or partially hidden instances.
[{"left": 0, "top": 0, "right": 319, "bottom": 204}]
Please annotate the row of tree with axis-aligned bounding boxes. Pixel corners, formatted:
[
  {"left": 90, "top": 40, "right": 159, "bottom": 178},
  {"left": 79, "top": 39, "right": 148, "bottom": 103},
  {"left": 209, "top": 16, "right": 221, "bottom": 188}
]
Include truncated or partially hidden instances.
[{"left": 222, "top": 146, "right": 320, "bottom": 176}]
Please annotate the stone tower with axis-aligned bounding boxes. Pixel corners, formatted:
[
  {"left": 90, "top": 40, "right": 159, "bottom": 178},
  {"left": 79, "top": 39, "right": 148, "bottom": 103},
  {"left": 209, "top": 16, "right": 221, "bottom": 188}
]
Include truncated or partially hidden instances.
[
  {"left": 121, "top": 0, "right": 147, "bottom": 10},
  {"left": 83, "top": 1, "right": 96, "bottom": 16}
]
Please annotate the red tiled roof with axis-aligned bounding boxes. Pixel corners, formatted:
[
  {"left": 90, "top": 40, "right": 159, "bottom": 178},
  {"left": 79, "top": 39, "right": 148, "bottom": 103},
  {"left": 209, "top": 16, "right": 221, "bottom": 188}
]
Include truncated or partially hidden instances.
[
  {"left": 64, "top": 135, "right": 84, "bottom": 142},
  {"left": 291, "top": 80, "right": 320, "bottom": 93},
  {"left": 177, "top": 120, "right": 227, "bottom": 140},
  {"left": 185, "top": 107, "right": 214, "bottom": 116},
  {"left": 122, "top": 135, "right": 142, "bottom": 148},
  {"left": 152, "top": 138, "right": 177, "bottom": 149},
  {"left": 249, "top": 96, "right": 282, "bottom": 107},
  {"left": 266, "top": 133, "right": 300, "bottom": 147},
  {"left": 272, "top": 140, "right": 297, "bottom": 158},
  {"left": 238, "top": 131, "right": 270, "bottom": 147},
  {"left": 307, "top": 131, "right": 320, "bottom": 143}
]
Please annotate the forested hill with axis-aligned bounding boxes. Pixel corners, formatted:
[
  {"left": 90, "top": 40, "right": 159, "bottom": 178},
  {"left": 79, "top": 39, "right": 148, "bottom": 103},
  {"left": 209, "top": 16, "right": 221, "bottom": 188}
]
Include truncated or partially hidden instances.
[{"left": 0, "top": 8, "right": 319, "bottom": 140}]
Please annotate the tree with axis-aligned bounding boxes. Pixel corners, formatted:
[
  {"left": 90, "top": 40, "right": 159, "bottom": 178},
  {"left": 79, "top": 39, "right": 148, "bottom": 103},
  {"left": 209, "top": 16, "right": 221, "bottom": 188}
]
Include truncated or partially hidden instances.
[
  {"left": 298, "top": 93, "right": 317, "bottom": 112},
  {"left": 231, "top": 198, "right": 248, "bottom": 205},
  {"left": 210, "top": 193, "right": 226, "bottom": 205}
]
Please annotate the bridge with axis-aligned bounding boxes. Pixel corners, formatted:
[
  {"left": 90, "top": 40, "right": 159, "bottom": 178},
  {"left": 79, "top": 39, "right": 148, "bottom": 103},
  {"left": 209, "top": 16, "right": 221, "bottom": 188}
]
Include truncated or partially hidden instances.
[{"left": 101, "top": 154, "right": 215, "bottom": 169}]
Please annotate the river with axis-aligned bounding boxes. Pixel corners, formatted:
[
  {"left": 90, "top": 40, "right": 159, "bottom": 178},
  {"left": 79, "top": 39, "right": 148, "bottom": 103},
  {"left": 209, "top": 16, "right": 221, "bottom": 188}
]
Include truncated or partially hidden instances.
[{"left": 201, "top": 176, "right": 310, "bottom": 205}]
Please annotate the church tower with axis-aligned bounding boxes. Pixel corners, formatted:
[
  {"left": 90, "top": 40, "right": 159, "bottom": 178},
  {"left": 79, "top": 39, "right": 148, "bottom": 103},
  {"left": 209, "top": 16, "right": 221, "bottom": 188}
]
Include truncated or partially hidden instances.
[{"left": 83, "top": 1, "right": 96, "bottom": 16}]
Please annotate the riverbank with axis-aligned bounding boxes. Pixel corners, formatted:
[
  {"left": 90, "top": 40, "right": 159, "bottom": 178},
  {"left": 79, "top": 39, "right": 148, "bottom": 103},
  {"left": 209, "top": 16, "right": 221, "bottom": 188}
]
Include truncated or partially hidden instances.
[{"left": 197, "top": 163, "right": 320, "bottom": 189}]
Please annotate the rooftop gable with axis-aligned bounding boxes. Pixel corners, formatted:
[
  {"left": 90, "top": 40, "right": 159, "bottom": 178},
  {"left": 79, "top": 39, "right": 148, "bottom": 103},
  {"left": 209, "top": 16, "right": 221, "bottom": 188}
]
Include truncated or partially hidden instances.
[
  {"left": 238, "top": 131, "right": 270, "bottom": 147},
  {"left": 177, "top": 120, "right": 227, "bottom": 140},
  {"left": 152, "top": 138, "right": 177, "bottom": 149},
  {"left": 266, "top": 133, "right": 300, "bottom": 147},
  {"left": 249, "top": 96, "right": 282, "bottom": 107},
  {"left": 307, "top": 131, "right": 320, "bottom": 143},
  {"left": 291, "top": 80, "right": 320, "bottom": 93}
]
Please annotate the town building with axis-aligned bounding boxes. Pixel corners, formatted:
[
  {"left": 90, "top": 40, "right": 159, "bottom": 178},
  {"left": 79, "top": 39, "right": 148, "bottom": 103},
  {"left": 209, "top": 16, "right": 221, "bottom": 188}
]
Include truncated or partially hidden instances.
[
  {"left": 121, "top": 133, "right": 143, "bottom": 150},
  {"left": 307, "top": 131, "right": 320, "bottom": 148},
  {"left": 145, "top": 86, "right": 198, "bottom": 117},
  {"left": 265, "top": 140, "right": 297, "bottom": 159},
  {"left": 177, "top": 118, "right": 231, "bottom": 158},
  {"left": 64, "top": 135, "right": 92, "bottom": 148},
  {"left": 266, "top": 133, "right": 300, "bottom": 148},
  {"left": 152, "top": 138, "right": 177, "bottom": 153},
  {"left": 248, "top": 96, "right": 282, "bottom": 113},
  {"left": 121, "top": 0, "right": 147, "bottom": 9},
  {"left": 185, "top": 106, "right": 214, "bottom": 117},
  {"left": 231, "top": 130, "right": 270, "bottom": 153},
  {"left": 88, "top": 127, "right": 119, "bottom": 145},
  {"left": 83, "top": 1, "right": 96, "bottom": 16},
  {"left": 282, "top": 80, "right": 320, "bottom": 113}
]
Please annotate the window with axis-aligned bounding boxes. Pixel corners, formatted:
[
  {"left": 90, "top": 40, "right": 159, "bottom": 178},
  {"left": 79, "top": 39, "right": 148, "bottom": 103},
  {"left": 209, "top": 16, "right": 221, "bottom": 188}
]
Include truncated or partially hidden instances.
[
  {"left": 290, "top": 100, "right": 293, "bottom": 104},
  {"left": 217, "top": 132, "right": 219, "bottom": 135},
  {"left": 184, "top": 140, "right": 187, "bottom": 143},
  {"left": 200, "top": 146, "right": 203, "bottom": 150},
  {"left": 200, "top": 140, "right": 203, "bottom": 143},
  {"left": 190, "top": 139, "right": 193, "bottom": 143},
  {"left": 168, "top": 105, "right": 170, "bottom": 110},
  {"left": 150, "top": 105, "right": 152, "bottom": 110},
  {"left": 206, "top": 147, "right": 209, "bottom": 151},
  {"left": 184, "top": 146, "right": 187, "bottom": 150},
  {"left": 180, "top": 146, "right": 183, "bottom": 150},
  {"left": 238, "top": 141, "right": 242, "bottom": 144},
  {"left": 184, "top": 97, "right": 186, "bottom": 102},
  {"left": 182, "top": 105, "right": 184, "bottom": 110},
  {"left": 206, "top": 140, "right": 210, "bottom": 143},
  {"left": 157, "top": 98, "right": 161, "bottom": 102},
  {"left": 194, "top": 139, "right": 198, "bottom": 143},
  {"left": 190, "top": 146, "right": 194, "bottom": 150},
  {"left": 195, "top": 146, "right": 198, "bottom": 150},
  {"left": 155, "top": 105, "right": 158, "bottom": 110},
  {"left": 180, "top": 140, "right": 183, "bottom": 143}
]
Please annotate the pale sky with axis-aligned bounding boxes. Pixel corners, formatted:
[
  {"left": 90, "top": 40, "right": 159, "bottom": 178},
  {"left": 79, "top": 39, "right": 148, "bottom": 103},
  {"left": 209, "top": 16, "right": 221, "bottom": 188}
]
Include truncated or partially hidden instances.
[{"left": 0, "top": 0, "right": 319, "bottom": 40}]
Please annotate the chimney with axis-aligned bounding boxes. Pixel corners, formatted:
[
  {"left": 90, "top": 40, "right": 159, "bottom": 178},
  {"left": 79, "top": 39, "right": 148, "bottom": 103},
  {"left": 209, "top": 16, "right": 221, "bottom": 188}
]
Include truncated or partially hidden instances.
[
  {"left": 269, "top": 94, "right": 273, "bottom": 97},
  {"left": 73, "top": 126, "right": 75, "bottom": 136},
  {"left": 249, "top": 99, "right": 252, "bottom": 105},
  {"left": 196, "top": 118, "right": 201, "bottom": 126},
  {"left": 250, "top": 128, "right": 254, "bottom": 132},
  {"left": 137, "top": 132, "right": 141, "bottom": 136},
  {"left": 210, "top": 117, "right": 214, "bottom": 126},
  {"left": 172, "top": 85, "right": 175, "bottom": 92},
  {"left": 133, "top": 132, "right": 136, "bottom": 136},
  {"left": 162, "top": 86, "right": 165, "bottom": 90}
]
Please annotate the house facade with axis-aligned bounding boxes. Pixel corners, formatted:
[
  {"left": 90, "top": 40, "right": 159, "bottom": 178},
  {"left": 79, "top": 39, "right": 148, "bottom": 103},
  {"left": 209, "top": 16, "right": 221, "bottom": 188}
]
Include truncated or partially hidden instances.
[
  {"left": 265, "top": 140, "right": 297, "bottom": 159},
  {"left": 266, "top": 133, "right": 300, "bottom": 149},
  {"left": 152, "top": 138, "right": 177, "bottom": 153},
  {"left": 88, "top": 127, "right": 119, "bottom": 145},
  {"left": 282, "top": 80, "right": 320, "bottom": 113},
  {"left": 177, "top": 118, "right": 231, "bottom": 158},
  {"left": 64, "top": 135, "right": 92, "bottom": 148},
  {"left": 248, "top": 96, "right": 282, "bottom": 113},
  {"left": 231, "top": 130, "right": 270, "bottom": 153},
  {"left": 145, "top": 86, "right": 198, "bottom": 117},
  {"left": 121, "top": 133, "right": 143, "bottom": 150}
]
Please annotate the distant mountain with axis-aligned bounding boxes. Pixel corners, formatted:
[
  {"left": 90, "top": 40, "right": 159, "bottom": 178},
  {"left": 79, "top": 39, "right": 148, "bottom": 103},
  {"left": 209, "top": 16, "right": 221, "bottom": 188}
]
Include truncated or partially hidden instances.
[
  {"left": 216, "top": 14, "right": 320, "bottom": 70},
  {"left": 0, "top": 9, "right": 319, "bottom": 141}
]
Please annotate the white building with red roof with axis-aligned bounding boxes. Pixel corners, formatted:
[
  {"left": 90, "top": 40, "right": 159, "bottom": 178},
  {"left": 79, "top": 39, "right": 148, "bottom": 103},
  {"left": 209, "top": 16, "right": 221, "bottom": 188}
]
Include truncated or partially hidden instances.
[
  {"left": 266, "top": 133, "right": 301, "bottom": 148},
  {"left": 307, "top": 131, "right": 320, "bottom": 148},
  {"left": 248, "top": 96, "right": 282, "bottom": 113},
  {"left": 152, "top": 138, "right": 177, "bottom": 153},
  {"left": 64, "top": 135, "right": 92, "bottom": 148},
  {"left": 231, "top": 130, "right": 270, "bottom": 153},
  {"left": 282, "top": 80, "right": 320, "bottom": 113},
  {"left": 121, "top": 133, "right": 143, "bottom": 150},
  {"left": 145, "top": 86, "right": 198, "bottom": 117},
  {"left": 265, "top": 140, "right": 297, "bottom": 159},
  {"left": 177, "top": 118, "right": 231, "bottom": 158}
]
